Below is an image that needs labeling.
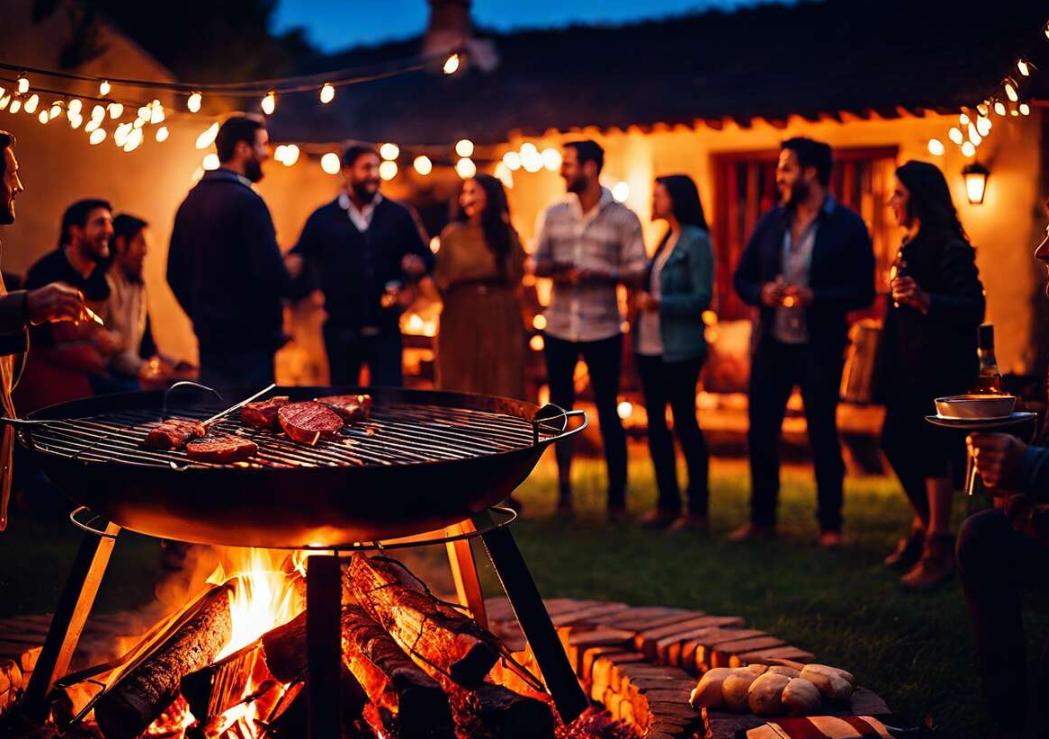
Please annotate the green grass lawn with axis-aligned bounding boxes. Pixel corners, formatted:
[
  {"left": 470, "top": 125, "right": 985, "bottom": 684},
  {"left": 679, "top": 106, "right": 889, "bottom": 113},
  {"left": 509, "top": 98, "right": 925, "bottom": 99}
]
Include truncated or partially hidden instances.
[{"left": 0, "top": 448, "right": 1043, "bottom": 737}]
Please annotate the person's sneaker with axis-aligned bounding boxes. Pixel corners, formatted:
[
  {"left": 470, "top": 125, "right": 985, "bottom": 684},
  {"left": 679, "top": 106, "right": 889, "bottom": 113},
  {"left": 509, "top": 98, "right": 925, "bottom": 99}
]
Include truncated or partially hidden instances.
[
  {"left": 668, "top": 514, "right": 709, "bottom": 533},
  {"left": 818, "top": 530, "right": 844, "bottom": 549},
  {"left": 901, "top": 533, "right": 955, "bottom": 590},
  {"left": 608, "top": 505, "right": 628, "bottom": 523},
  {"left": 639, "top": 508, "right": 680, "bottom": 529},
  {"left": 884, "top": 527, "right": 925, "bottom": 570},
  {"left": 726, "top": 523, "right": 776, "bottom": 542}
]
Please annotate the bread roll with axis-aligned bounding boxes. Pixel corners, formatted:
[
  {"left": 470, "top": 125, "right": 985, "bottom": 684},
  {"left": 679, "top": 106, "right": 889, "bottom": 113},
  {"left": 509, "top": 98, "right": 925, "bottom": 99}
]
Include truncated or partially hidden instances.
[
  {"left": 799, "top": 664, "right": 854, "bottom": 701},
  {"left": 767, "top": 666, "right": 800, "bottom": 678},
  {"left": 801, "top": 663, "right": 855, "bottom": 685},
  {"left": 747, "top": 672, "right": 790, "bottom": 716},
  {"left": 722, "top": 670, "right": 759, "bottom": 712},
  {"left": 744, "top": 664, "right": 769, "bottom": 675},
  {"left": 689, "top": 667, "right": 733, "bottom": 710},
  {"left": 781, "top": 677, "right": 821, "bottom": 715}
]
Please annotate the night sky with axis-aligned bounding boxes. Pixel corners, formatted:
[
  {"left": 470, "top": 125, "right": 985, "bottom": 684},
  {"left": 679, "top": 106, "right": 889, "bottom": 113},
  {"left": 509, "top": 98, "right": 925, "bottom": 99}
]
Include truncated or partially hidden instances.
[{"left": 274, "top": 0, "right": 783, "bottom": 52}]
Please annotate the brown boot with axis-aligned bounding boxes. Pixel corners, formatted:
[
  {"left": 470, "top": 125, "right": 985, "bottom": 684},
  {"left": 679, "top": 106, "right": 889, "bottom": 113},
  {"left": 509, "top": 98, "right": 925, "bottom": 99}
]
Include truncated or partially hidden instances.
[
  {"left": 884, "top": 526, "right": 925, "bottom": 570},
  {"left": 900, "top": 533, "right": 955, "bottom": 590}
]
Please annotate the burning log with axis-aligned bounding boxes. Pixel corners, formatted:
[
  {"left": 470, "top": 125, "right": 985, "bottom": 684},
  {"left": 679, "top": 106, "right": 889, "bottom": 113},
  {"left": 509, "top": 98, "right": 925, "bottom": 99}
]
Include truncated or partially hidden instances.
[
  {"left": 447, "top": 681, "right": 556, "bottom": 739},
  {"left": 344, "top": 554, "right": 500, "bottom": 688},
  {"left": 94, "top": 584, "right": 233, "bottom": 739},
  {"left": 341, "top": 605, "right": 455, "bottom": 738}
]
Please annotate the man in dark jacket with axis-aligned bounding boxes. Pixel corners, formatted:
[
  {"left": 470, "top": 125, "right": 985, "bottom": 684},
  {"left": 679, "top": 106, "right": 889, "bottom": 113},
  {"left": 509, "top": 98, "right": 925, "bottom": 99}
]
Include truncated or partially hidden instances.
[
  {"left": 167, "top": 115, "right": 292, "bottom": 398},
  {"left": 732, "top": 137, "right": 875, "bottom": 547},
  {"left": 289, "top": 144, "right": 432, "bottom": 387}
]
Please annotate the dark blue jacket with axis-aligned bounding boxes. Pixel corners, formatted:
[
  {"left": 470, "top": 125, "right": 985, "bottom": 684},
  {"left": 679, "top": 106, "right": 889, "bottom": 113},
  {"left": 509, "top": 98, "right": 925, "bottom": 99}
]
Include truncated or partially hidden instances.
[
  {"left": 290, "top": 196, "right": 433, "bottom": 332},
  {"left": 733, "top": 199, "right": 875, "bottom": 356},
  {"left": 167, "top": 170, "right": 291, "bottom": 353}
]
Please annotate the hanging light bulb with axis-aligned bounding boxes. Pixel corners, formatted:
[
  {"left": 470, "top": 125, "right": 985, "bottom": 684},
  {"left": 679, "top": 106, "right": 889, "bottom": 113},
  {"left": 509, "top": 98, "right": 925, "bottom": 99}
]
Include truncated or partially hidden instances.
[
  {"left": 196, "top": 122, "right": 220, "bottom": 150},
  {"left": 1045, "top": 19, "right": 1049, "bottom": 40},
  {"left": 502, "top": 151, "right": 521, "bottom": 171},
  {"left": 494, "top": 161, "right": 514, "bottom": 189},
  {"left": 927, "top": 138, "right": 945, "bottom": 156},
  {"left": 961, "top": 141, "right": 976, "bottom": 158},
  {"left": 137, "top": 105, "right": 150, "bottom": 120},
  {"left": 520, "top": 143, "right": 542, "bottom": 172},
  {"left": 89, "top": 128, "right": 107, "bottom": 145},
  {"left": 993, "top": 100, "right": 1007, "bottom": 116},
  {"left": 1017, "top": 59, "right": 1032, "bottom": 77},
  {"left": 107, "top": 102, "right": 124, "bottom": 119},
  {"left": 23, "top": 94, "right": 39, "bottom": 115},
  {"left": 455, "top": 158, "right": 476, "bottom": 179},
  {"left": 976, "top": 115, "right": 992, "bottom": 136},
  {"left": 413, "top": 155, "right": 433, "bottom": 175},
  {"left": 155, "top": 125, "right": 169, "bottom": 142},
  {"left": 261, "top": 91, "right": 276, "bottom": 115},
  {"left": 123, "top": 127, "right": 144, "bottom": 152},
  {"left": 114, "top": 122, "right": 132, "bottom": 147},
  {"left": 68, "top": 113, "right": 82, "bottom": 130},
  {"left": 8, "top": 99, "right": 20, "bottom": 114},
  {"left": 379, "top": 160, "right": 398, "bottom": 180},
  {"left": 379, "top": 142, "right": 400, "bottom": 161},
  {"left": 132, "top": 117, "right": 145, "bottom": 130},
  {"left": 37, "top": 110, "right": 49, "bottom": 125},
  {"left": 0, "top": 96, "right": 11, "bottom": 112},
  {"left": 67, "top": 98, "right": 83, "bottom": 117},
  {"left": 84, "top": 118, "right": 99, "bottom": 133},
  {"left": 1004, "top": 79, "right": 1019, "bottom": 103},
  {"left": 202, "top": 153, "right": 220, "bottom": 170},
  {"left": 455, "top": 139, "right": 474, "bottom": 158},
  {"left": 612, "top": 181, "right": 631, "bottom": 202},
  {"left": 187, "top": 91, "right": 202, "bottom": 113},
  {"left": 320, "top": 152, "right": 341, "bottom": 175},
  {"left": 90, "top": 104, "right": 105, "bottom": 122},
  {"left": 49, "top": 101, "right": 63, "bottom": 119},
  {"left": 98, "top": 80, "right": 111, "bottom": 96},
  {"left": 948, "top": 127, "right": 964, "bottom": 145},
  {"left": 319, "top": 83, "right": 335, "bottom": 104},
  {"left": 16, "top": 75, "right": 29, "bottom": 95},
  {"left": 273, "top": 145, "right": 287, "bottom": 164},
  {"left": 976, "top": 101, "right": 989, "bottom": 117},
  {"left": 1020, "top": 102, "right": 1031, "bottom": 116},
  {"left": 959, "top": 112, "right": 970, "bottom": 126},
  {"left": 150, "top": 101, "right": 165, "bottom": 125},
  {"left": 282, "top": 144, "right": 299, "bottom": 166},
  {"left": 443, "top": 53, "right": 461, "bottom": 75},
  {"left": 541, "top": 148, "right": 562, "bottom": 171}
]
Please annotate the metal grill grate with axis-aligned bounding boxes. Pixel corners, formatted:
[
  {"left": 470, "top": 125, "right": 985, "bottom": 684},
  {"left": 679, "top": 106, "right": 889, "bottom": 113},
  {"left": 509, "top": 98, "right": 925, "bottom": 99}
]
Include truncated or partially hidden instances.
[{"left": 26, "top": 402, "right": 551, "bottom": 470}]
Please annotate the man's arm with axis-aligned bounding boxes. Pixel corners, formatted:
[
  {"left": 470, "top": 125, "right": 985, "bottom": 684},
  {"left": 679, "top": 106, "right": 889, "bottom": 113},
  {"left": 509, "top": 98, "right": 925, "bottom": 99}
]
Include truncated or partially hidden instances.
[
  {"left": 614, "top": 210, "right": 648, "bottom": 287},
  {"left": 400, "top": 206, "right": 434, "bottom": 278},
  {"left": 734, "top": 216, "right": 768, "bottom": 306},
  {"left": 0, "top": 291, "right": 27, "bottom": 337},
  {"left": 244, "top": 198, "right": 292, "bottom": 295},
  {"left": 531, "top": 208, "right": 557, "bottom": 277},
  {"left": 809, "top": 220, "right": 875, "bottom": 311},
  {"left": 166, "top": 208, "right": 193, "bottom": 315}
]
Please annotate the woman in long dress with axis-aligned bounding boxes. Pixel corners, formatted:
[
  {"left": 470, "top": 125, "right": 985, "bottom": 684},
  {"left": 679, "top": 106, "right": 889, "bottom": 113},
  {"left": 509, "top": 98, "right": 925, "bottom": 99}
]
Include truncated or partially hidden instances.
[{"left": 435, "top": 174, "right": 526, "bottom": 399}]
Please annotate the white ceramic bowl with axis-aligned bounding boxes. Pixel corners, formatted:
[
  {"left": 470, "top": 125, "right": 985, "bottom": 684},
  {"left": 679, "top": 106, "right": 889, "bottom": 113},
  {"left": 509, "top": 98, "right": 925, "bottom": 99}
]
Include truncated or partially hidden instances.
[{"left": 934, "top": 394, "right": 1016, "bottom": 420}]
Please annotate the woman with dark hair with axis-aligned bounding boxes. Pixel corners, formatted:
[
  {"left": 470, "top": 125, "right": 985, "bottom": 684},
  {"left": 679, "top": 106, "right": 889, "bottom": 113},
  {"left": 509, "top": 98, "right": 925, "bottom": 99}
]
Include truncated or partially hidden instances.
[
  {"left": 434, "top": 174, "right": 526, "bottom": 399},
  {"left": 635, "top": 175, "right": 715, "bottom": 530},
  {"left": 877, "top": 159, "right": 985, "bottom": 589}
]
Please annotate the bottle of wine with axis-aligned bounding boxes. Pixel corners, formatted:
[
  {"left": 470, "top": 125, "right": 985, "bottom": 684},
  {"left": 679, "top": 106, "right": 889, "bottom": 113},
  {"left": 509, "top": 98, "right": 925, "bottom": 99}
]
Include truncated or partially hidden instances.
[{"left": 971, "top": 323, "right": 1003, "bottom": 394}]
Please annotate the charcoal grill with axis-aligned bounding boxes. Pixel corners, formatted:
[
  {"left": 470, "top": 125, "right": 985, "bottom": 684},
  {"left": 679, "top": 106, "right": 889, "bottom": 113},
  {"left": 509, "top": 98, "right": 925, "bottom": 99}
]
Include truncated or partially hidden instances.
[{"left": 15, "top": 386, "right": 591, "bottom": 736}]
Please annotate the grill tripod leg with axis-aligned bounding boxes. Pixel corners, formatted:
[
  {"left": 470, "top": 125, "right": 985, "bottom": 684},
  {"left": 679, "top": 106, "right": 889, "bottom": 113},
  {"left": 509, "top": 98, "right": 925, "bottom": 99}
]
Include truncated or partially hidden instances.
[
  {"left": 473, "top": 510, "right": 589, "bottom": 724},
  {"left": 22, "top": 521, "right": 121, "bottom": 721},
  {"left": 445, "top": 521, "right": 488, "bottom": 627}
]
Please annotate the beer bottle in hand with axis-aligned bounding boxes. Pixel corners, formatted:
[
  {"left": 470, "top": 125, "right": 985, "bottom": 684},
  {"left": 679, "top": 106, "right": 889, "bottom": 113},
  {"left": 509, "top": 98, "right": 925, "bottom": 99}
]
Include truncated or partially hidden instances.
[{"left": 971, "top": 323, "right": 1003, "bottom": 394}]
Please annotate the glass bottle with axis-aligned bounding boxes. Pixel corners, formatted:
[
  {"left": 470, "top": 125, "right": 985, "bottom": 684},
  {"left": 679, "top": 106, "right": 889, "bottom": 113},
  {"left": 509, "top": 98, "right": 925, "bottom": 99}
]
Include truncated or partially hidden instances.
[{"left": 971, "top": 323, "right": 1003, "bottom": 395}]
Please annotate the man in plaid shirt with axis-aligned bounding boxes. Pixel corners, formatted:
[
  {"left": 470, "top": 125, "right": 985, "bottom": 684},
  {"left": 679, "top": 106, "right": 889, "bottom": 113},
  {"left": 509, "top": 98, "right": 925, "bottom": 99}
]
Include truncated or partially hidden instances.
[{"left": 533, "top": 140, "right": 647, "bottom": 520}]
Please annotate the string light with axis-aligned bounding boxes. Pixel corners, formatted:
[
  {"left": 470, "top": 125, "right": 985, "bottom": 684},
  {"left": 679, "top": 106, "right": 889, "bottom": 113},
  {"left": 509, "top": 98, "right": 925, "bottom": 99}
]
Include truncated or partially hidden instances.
[
  {"left": 89, "top": 128, "right": 106, "bottom": 145},
  {"left": 494, "top": 161, "right": 514, "bottom": 189},
  {"left": 455, "top": 139, "right": 474, "bottom": 158},
  {"left": 124, "top": 127, "right": 144, "bottom": 152},
  {"left": 1017, "top": 59, "right": 1032, "bottom": 77},
  {"left": 196, "top": 122, "right": 219, "bottom": 150},
  {"left": 90, "top": 104, "right": 105, "bottom": 122},
  {"left": 927, "top": 138, "right": 945, "bottom": 156},
  {"left": 187, "top": 92, "right": 202, "bottom": 113},
  {"left": 281, "top": 144, "right": 299, "bottom": 166},
  {"left": 968, "top": 123, "right": 982, "bottom": 146},
  {"left": 0, "top": 96, "right": 11, "bottom": 112},
  {"left": 155, "top": 125, "right": 169, "bottom": 142},
  {"left": 261, "top": 91, "right": 276, "bottom": 115},
  {"left": 443, "top": 53, "right": 461, "bottom": 75},
  {"left": 320, "top": 152, "right": 341, "bottom": 175},
  {"left": 68, "top": 113, "right": 82, "bottom": 129},
  {"left": 976, "top": 115, "right": 992, "bottom": 136},
  {"left": 976, "top": 101, "right": 989, "bottom": 117},
  {"left": 502, "top": 151, "right": 521, "bottom": 171},
  {"left": 202, "top": 153, "right": 220, "bottom": 170},
  {"left": 993, "top": 100, "right": 1007, "bottom": 116},
  {"left": 84, "top": 117, "right": 100, "bottom": 133},
  {"left": 455, "top": 158, "right": 476, "bottom": 178},
  {"left": 541, "top": 147, "right": 562, "bottom": 171},
  {"left": 961, "top": 141, "right": 976, "bottom": 158},
  {"left": 149, "top": 101, "right": 165, "bottom": 125},
  {"left": 379, "top": 142, "right": 399, "bottom": 161},
  {"left": 49, "top": 101, "right": 62, "bottom": 119},
  {"left": 413, "top": 155, "right": 433, "bottom": 175},
  {"left": 520, "top": 143, "right": 542, "bottom": 172},
  {"left": 319, "top": 83, "right": 335, "bottom": 104},
  {"left": 114, "top": 122, "right": 132, "bottom": 147},
  {"left": 1003, "top": 78, "right": 1019, "bottom": 102},
  {"left": 379, "top": 160, "right": 398, "bottom": 180},
  {"left": 612, "top": 181, "right": 631, "bottom": 202},
  {"left": 948, "top": 127, "right": 963, "bottom": 145},
  {"left": 16, "top": 75, "right": 29, "bottom": 95},
  {"left": 67, "top": 99, "right": 82, "bottom": 116},
  {"left": 37, "top": 110, "right": 49, "bottom": 125},
  {"left": 959, "top": 112, "right": 970, "bottom": 126},
  {"left": 98, "top": 80, "right": 111, "bottom": 96},
  {"left": 1020, "top": 102, "right": 1031, "bottom": 116},
  {"left": 8, "top": 99, "right": 20, "bottom": 114},
  {"left": 132, "top": 117, "right": 145, "bottom": 129},
  {"left": 107, "top": 102, "right": 124, "bottom": 119},
  {"left": 23, "top": 94, "right": 38, "bottom": 114}
]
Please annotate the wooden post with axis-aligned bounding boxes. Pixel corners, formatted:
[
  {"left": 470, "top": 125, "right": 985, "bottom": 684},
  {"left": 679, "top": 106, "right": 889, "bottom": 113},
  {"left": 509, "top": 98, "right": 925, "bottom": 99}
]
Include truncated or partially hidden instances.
[{"left": 445, "top": 520, "right": 488, "bottom": 627}]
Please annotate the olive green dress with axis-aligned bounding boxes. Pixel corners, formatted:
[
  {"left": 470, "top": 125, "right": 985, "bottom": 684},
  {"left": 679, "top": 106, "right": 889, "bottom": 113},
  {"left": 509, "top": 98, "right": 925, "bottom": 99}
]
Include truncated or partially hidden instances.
[{"left": 434, "top": 222, "right": 526, "bottom": 399}]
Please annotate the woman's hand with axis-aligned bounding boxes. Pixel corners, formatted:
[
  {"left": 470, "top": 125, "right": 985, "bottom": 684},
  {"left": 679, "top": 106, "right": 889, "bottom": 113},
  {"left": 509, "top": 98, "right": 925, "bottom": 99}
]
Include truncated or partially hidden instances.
[{"left": 891, "top": 276, "right": 930, "bottom": 313}]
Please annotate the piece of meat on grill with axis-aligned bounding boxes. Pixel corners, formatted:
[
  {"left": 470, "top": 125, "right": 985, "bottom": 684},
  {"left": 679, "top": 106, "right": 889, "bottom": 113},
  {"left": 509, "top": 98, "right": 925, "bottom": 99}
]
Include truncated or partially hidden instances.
[
  {"left": 278, "top": 401, "right": 344, "bottom": 445},
  {"left": 240, "top": 396, "right": 290, "bottom": 430},
  {"left": 143, "top": 418, "right": 207, "bottom": 450},
  {"left": 316, "top": 394, "right": 372, "bottom": 423},
  {"left": 185, "top": 436, "right": 259, "bottom": 464}
]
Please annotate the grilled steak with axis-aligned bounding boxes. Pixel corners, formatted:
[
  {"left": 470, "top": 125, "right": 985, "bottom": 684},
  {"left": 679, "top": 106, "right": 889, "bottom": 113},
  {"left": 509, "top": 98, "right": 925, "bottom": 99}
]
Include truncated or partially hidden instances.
[
  {"left": 143, "top": 418, "right": 206, "bottom": 450},
  {"left": 185, "top": 436, "right": 259, "bottom": 463},
  {"left": 278, "top": 401, "right": 344, "bottom": 445},
  {"left": 317, "top": 394, "right": 372, "bottom": 423},
  {"left": 240, "top": 396, "right": 290, "bottom": 430}
]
